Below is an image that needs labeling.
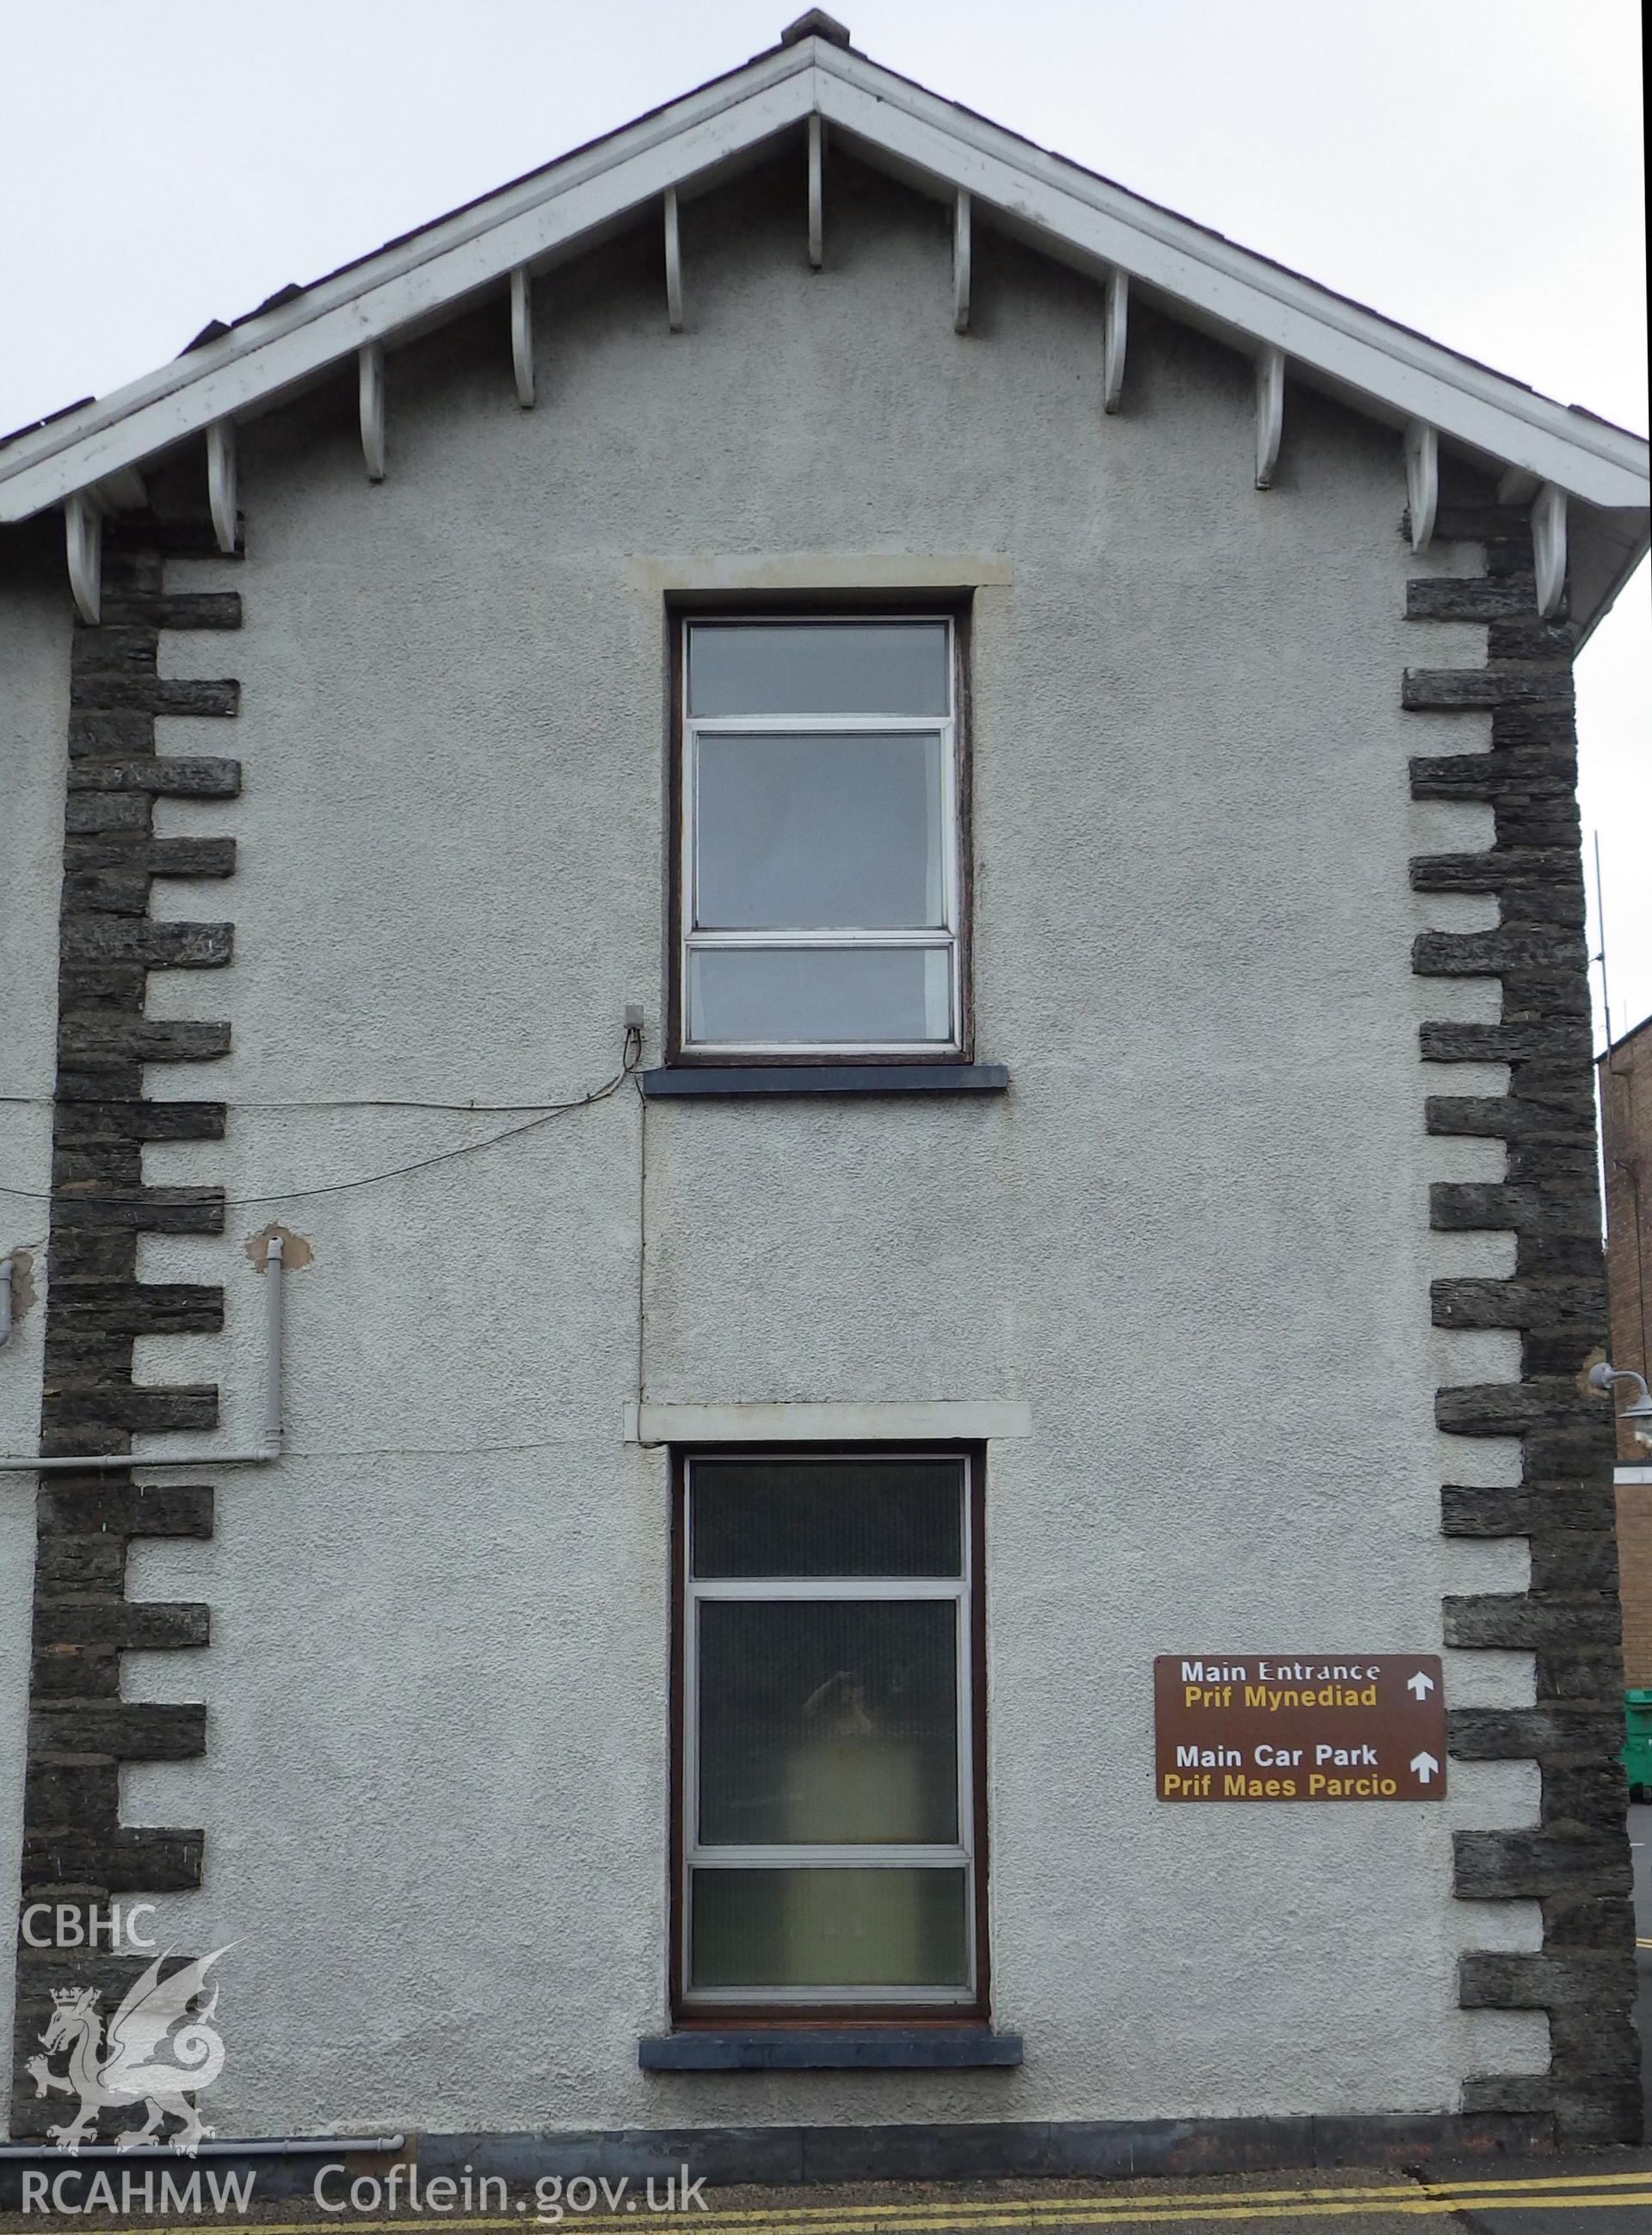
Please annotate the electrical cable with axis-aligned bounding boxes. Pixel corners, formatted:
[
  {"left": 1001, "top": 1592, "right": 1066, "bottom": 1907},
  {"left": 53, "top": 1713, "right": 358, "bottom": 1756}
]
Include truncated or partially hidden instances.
[
  {"left": 0, "top": 1031, "right": 640, "bottom": 1210},
  {"left": 0, "top": 1092, "right": 623, "bottom": 1113}
]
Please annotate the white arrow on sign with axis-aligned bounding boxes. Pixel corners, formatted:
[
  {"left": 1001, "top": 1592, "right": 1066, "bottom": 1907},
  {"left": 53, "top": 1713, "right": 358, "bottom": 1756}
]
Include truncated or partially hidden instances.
[
  {"left": 1411, "top": 1751, "right": 1439, "bottom": 1784},
  {"left": 1407, "top": 1671, "right": 1436, "bottom": 1700}
]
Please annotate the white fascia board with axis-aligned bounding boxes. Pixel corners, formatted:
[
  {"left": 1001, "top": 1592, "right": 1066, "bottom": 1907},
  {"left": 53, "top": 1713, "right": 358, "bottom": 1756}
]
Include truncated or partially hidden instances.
[
  {"left": 626, "top": 1399, "right": 1033, "bottom": 1446},
  {"left": 0, "top": 50, "right": 817, "bottom": 524},
  {"left": 814, "top": 54, "right": 1649, "bottom": 514}
]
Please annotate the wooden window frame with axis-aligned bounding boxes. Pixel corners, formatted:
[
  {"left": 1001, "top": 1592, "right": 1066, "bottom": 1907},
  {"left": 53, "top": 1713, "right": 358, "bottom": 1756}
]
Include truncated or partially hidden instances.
[
  {"left": 669, "top": 1443, "right": 990, "bottom": 2026},
  {"left": 665, "top": 596, "right": 975, "bottom": 1067}
]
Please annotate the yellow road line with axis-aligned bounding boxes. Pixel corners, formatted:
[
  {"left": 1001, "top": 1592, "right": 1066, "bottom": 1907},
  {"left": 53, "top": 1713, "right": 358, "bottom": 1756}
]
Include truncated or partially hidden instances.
[
  {"left": 656, "top": 2168, "right": 1652, "bottom": 2232},
  {"left": 90, "top": 2196, "right": 1652, "bottom": 2235},
  {"left": 40, "top": 2175, "right": 1652, "bottom": 2235},
  {"left": 688, "top": 2200, "right": 1651, "bottom": 2233},
  {"left": 688, "top": 2166, "right": 1652, "bottom": 2221},
  {"left": 717, "top": 2206, "right": 1652, "bottom": 2233},
  {"left": 546, "top": 2166, "right": 1652, "bottom": 2234},
  {"left": 147, "top": 2167, "right": 1652, "bottom": 2235}
]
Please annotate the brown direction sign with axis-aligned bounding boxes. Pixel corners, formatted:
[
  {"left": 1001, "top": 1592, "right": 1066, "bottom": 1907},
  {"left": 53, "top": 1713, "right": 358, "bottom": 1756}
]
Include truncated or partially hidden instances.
[{"left": 1154, "top": 1654, "right": 1446, "bottom": 1802}]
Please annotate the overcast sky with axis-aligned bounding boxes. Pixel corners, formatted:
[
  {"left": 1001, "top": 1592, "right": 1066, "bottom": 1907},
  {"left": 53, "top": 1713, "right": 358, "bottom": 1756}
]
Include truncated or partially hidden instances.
[{"left": 3, "top": 0, "right": 1645, "bottom": 1040}]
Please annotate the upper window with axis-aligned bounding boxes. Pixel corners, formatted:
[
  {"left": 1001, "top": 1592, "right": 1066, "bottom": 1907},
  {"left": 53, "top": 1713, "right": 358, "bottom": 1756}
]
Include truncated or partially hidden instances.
[{"left": 676, "top": 617, "right": 964, "bottom": 1059}]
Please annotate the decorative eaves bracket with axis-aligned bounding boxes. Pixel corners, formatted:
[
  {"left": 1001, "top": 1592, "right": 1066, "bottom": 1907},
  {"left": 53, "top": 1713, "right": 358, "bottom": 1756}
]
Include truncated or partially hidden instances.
[
  {"left": 807, "top": 114, "right": 823, "bottom": 270},
  {"left": 1405, "top": 419, "right": 1439, "bottom": 552},
  {"left": 1102, "top": 269, "right": 1127, "bottom": 414},
  {"left": 952, "top": 190, "right": 971, "bottom": 335},
  {"left": 664, "top": 189, "right": 684, "bottom": 333},
  {"left": 359, "top": 343, "right": 385, "bottom": 481},
  {"left": 510, "top": 267, "right": 535, "bottom": 407},
  {"left": 1254, "top": 344, "right": 1284, "bottom": 489},
  {"left": 206, "top": 420, "right": 237, "bottom": 553},
  {"left": 65, "top": 494, "right": 102, "bottom": 626},
  {"left": 1532, "top": 481, "right": 1567, "bottom": 618},
  {"left": 62, "top": 467, "right": 148, "bottom": 624}
]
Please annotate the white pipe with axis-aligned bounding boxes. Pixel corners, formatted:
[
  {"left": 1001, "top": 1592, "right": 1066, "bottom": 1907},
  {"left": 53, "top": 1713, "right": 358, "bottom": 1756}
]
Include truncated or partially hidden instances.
[
  {"left": 0, "top": 2133, "right": 403, "bottom": 2160},
  {"left": 0, "top": 1242, "right": 285, "bottom": 1473},
  {"left": 264, "top": 1230, "right": 285, "bottom": 1448}
]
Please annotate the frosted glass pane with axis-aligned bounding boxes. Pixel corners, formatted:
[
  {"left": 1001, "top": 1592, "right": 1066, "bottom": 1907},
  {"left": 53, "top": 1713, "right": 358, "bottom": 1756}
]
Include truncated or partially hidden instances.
[
  {"left": 688, "top": 945, "right": 952, "bottom": 1045},
  {"left": 692, "top": 1457, "right": 964, "bottom": 1579},
  {"left": 690, "top": 1868, "right": 969, "bottom": 1990},
  {"left": 698, "top": 1598, "right": 959, "bottom": 1846},
  {"left": 696, "top": 731, "right": 944, "bottom": 930},
  {"left": 688, "top": 622, "right": 948, "bottom": 716}
]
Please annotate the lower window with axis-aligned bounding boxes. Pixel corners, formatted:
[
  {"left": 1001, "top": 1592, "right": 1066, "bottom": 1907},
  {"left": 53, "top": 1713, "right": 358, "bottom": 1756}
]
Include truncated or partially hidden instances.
[{"left": 675, "top": 1449, "right": 985, "bottom": 2014}]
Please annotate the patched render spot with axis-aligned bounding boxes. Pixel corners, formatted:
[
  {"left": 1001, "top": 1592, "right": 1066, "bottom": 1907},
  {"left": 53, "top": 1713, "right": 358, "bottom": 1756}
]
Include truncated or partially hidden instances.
[
  {"left": 3, "top": 1244, "right": 40, "bottom": 1328},
  {"left": 245, "top": 1221, "right": 313, "bottom": 1273}
]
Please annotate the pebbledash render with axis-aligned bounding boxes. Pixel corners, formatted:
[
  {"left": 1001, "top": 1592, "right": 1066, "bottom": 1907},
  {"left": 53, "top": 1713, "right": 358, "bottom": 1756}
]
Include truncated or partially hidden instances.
[{"left": 0, "top": 12, "right": 1649, "bottom": 2187}]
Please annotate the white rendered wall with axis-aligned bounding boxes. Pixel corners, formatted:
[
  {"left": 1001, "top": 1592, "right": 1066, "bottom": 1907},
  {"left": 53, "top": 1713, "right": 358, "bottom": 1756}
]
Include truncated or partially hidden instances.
[{"left": 9, "top": 158, "right": 1545, "bottom": 2133}]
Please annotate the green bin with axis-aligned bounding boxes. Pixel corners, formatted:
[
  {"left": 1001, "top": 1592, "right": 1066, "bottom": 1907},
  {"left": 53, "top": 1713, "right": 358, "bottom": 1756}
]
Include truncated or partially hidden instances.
[{"left": 1623, "top": 1689, "right": 1652, "bottom": 1802}]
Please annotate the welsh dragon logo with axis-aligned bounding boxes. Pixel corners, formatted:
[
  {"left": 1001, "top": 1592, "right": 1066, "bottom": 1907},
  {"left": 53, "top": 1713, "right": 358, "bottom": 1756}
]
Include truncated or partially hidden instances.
[{"left": 28, "top": 1948, "right": 231, "bottom": 2155}]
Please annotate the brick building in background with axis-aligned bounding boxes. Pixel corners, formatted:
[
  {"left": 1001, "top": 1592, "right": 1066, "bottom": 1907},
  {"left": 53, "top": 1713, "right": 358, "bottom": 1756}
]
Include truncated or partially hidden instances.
[{"left": 1602, "top": 1013, "right": 1652, "bottom": 1684}]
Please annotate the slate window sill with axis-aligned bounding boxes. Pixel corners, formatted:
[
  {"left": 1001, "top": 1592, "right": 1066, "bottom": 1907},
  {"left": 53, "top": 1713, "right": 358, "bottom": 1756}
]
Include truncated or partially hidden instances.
[
  {"left": 638, "top": 2029, "right": 1023, "bottom": 2071},
  {"left": 640, "top": 1064, "right": 1009, "bottom": 1100}
]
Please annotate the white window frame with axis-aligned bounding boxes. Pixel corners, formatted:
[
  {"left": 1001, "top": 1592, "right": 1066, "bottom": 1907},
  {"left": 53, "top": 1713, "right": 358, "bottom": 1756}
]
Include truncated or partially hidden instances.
[
  {"left": 680, "top": 1449, "right": 977, "bottom": 2010},
  {"left": 678, "top": 615, "right": 963, "bottom": 1059}
]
